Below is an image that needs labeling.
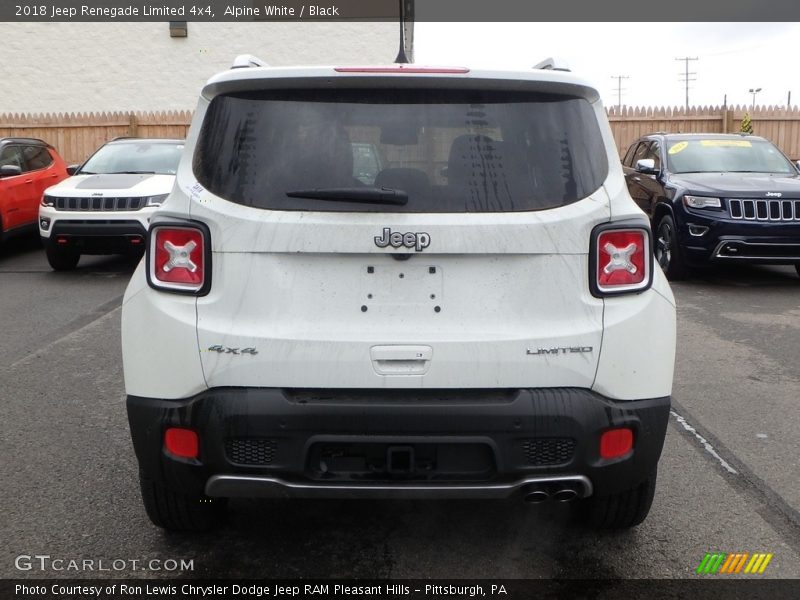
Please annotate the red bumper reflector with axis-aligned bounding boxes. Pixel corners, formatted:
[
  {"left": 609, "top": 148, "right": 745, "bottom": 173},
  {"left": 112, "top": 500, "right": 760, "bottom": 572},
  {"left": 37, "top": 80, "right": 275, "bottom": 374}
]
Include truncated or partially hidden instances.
[
  {"left": 56, "top": 237, "right": 68, "bottom": 245},
  {"left": 164, "top": 427, "right": 199, "bottom": 459},
  {"left": 599, "top": 427, "right": 634, "bottom": 459}
]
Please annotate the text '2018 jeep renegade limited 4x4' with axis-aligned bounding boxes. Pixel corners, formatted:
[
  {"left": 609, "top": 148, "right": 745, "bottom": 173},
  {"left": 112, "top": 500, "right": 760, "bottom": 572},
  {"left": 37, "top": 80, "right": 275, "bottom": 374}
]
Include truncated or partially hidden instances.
[{"left": 122, "top": 57, "right": 676, "bottom": 531}]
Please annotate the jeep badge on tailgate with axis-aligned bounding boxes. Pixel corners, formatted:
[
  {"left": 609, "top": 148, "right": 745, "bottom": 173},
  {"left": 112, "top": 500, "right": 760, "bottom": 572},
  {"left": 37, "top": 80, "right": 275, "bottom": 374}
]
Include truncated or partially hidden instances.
[{"left": 374, "top": 228, "right": 431, "bottom": 252}]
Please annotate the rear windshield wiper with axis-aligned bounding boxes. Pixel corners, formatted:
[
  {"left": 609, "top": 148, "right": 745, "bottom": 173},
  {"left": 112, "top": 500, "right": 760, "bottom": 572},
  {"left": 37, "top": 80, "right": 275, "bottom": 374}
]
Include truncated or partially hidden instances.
[{"left": 286, "top": 187, "right": 408, "bottom": 205}]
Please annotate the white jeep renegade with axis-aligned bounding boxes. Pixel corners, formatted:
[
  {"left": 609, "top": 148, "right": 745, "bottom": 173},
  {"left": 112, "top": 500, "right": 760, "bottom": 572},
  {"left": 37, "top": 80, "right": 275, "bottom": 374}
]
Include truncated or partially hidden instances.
[{"left": 122, "top": 57, "right": 676, "bottom": 531}]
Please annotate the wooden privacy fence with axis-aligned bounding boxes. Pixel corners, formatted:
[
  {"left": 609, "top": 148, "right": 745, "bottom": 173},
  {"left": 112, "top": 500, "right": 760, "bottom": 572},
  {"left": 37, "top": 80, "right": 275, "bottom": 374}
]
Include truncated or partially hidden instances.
[
  {"left": 2, "top": 106, "right": 800, "bottom": 164},
  {"left": 608, "top": 105, "right": 800, "bottom": 161},
  {"left": 0, "top": 111, "right": 192, "bottom": 164}
]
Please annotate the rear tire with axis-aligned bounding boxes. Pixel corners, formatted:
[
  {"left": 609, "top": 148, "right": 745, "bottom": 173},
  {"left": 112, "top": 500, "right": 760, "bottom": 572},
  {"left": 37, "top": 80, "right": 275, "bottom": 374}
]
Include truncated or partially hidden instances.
[
  {"left": 45, "top": 242, "right": 80, "bottom": 271},
  {"left": 139, "top": 475, "right": 226, "bottom": 532},
  {"left": 795, "top": 264, "right": 800, "bottom": 278},
  {"left": 572, "top": 469, "right": 657, "bottom": 529},
  {"left": 655, "top": 214, "right": 688, "bottom": 280}
]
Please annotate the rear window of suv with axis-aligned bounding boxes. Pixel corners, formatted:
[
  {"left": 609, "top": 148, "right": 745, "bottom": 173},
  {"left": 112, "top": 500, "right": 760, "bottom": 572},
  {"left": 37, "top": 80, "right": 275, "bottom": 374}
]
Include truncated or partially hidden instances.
[{"left": 194, "top": 88, "right": 608, "bottom": 213}]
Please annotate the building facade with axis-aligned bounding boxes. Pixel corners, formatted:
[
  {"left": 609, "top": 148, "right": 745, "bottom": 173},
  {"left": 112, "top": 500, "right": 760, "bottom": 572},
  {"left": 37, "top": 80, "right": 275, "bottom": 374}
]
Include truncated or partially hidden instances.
[{"left": 0, "top": 21, "right": 410, "bottom": 113}]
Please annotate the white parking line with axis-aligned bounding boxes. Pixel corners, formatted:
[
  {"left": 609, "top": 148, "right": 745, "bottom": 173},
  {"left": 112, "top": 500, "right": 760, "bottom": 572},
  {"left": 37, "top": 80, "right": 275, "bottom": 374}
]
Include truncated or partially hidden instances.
[{"left": 670, "top": 410, "right": 739, "bottom": 475}]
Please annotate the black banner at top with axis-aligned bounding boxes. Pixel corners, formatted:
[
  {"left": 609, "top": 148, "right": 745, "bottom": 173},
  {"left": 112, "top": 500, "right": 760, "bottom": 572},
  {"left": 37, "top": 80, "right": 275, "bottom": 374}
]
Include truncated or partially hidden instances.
[{"left": 1, "top": 0, "right": 799, "bottom": 22}]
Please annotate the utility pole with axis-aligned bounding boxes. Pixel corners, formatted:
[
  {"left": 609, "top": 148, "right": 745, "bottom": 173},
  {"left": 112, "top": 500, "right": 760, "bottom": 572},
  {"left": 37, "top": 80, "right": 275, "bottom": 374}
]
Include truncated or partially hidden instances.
[
  {"left": 611, "top": 75, "right": 629, "bottom": 111},
  {"left": 675, "top": 56, "right": 698, "bottom": 110}
]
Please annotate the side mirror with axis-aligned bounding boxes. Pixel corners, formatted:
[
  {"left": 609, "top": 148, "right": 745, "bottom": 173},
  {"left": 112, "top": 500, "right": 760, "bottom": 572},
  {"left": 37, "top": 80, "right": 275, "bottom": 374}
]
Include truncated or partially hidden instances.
[
  {"left": 635, "top": 158, "right": 659, "bottom": 175},
  {"left": 66, "top": 164, "right": 80, "bottom": 175},
  {"left": 0, "top": 164, "right": 23, "bottom": 178}
]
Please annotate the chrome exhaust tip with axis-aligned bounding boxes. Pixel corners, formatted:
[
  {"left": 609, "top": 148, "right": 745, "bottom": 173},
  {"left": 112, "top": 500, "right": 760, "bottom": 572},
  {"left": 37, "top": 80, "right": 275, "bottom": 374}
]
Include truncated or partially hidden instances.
[
  {"left": 522, "top": 487, "right": 550, "bottom": 504},
  {"left": 552, "top": 488, "right": 579, "bottom": 502}
]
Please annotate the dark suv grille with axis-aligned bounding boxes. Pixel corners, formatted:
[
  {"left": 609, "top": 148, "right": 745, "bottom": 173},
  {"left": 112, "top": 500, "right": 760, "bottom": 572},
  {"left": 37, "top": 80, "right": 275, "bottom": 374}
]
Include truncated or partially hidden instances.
[
  {"left": 728, "top": 198, "right": 800, "bottom": 221},
  {"left": 52, "top": 196, "right": 146, "bottom": 212},
  {"left": 521, "top": 438, "right": 576, "bottom": 466},
  {"left": 225, "top": 438, "right": 277, "bottom": 465}
]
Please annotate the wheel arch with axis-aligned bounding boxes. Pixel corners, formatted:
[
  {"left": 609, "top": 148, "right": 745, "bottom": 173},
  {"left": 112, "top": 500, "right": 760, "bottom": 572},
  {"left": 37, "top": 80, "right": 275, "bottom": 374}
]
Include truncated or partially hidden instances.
[{"left": 652, "top": 201, "right": 675, "bottom": 227}]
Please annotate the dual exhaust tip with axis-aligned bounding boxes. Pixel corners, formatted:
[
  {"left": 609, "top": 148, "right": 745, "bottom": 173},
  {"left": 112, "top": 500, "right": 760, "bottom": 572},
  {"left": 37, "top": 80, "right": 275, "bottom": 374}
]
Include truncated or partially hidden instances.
[{"left": 522, "top": 483, "right": 582, "bottom": 504}]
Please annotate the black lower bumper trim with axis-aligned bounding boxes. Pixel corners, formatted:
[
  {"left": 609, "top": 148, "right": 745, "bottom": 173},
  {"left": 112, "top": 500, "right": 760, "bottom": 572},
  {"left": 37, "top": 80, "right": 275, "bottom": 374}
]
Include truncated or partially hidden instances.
[
  {"left": 46, "top": 221, "right": 146, "bottom": 254},
  {"left": 712, "top": 239, "right": 800, "bottom": 262},
  {"left": 126, "top": 387, "right": 670, "bottom": 499}
]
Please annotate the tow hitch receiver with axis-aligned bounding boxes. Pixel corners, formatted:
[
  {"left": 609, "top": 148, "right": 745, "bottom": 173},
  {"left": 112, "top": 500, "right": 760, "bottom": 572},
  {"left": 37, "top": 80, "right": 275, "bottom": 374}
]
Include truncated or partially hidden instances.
[{"left": 387, "top": 446, "right": 415, "bottom": 474}]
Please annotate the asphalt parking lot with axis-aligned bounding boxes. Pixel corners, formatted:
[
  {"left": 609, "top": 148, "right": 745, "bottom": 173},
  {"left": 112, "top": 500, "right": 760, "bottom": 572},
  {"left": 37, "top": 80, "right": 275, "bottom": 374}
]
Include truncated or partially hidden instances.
[{"left": 1, "top": 235, "right": 799, "bottom": 580}]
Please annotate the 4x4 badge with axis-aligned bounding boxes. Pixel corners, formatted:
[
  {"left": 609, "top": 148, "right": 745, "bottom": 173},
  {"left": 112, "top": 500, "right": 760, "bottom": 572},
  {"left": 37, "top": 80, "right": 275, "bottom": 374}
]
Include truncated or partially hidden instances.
[
  {"left": 374, "top": 227, "right": 431, "bottom": 252},
  {"left": 208, "top": 345, "right": 258, "bottom": 355}
]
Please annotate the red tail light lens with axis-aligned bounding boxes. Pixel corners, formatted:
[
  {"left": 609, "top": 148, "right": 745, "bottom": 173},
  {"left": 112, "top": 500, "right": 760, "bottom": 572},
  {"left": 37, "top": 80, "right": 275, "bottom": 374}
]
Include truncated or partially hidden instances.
[
  {"left": 164, "top": 427, "right": 199, "bottom": 459},
  {"left": 599, "top": 427, "right": 634, "bottom": 459},
  {"left": 147, "top": 224, "right": 209, "bottom": 294},
  {"left": 592, "top": 227, "right": 652, "bottom": 295}
]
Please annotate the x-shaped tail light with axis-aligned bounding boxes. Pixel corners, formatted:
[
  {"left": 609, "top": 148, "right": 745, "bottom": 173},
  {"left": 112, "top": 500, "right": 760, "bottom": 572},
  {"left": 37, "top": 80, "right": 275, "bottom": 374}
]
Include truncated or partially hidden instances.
[
  {"left": 149, "top": 225, "right": 208, "bottom": 294},
  {"left": 162, "top": 240, "right": 198, "bottom": 273},
  {"left": 593, "top": 228, "right": 650, "bottom": 296},
  {"left": 602, "top": 242, "right": 638, "bottom": 275}
]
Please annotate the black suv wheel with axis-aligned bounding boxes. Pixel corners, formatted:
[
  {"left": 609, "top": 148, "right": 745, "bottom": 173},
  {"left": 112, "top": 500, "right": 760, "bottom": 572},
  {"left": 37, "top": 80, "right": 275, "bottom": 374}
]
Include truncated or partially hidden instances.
[
  {"left": 45, "top": 242, "right": 80, "bottom": 271},
  {"left": 139, "top": 474, "right": 226, "bottom": 531},
  {"left": 573, "top": 469, "right": 657, "bottom": 529},
  {"left": 655, "top": 214, "right": 687, "bottom": 280}
]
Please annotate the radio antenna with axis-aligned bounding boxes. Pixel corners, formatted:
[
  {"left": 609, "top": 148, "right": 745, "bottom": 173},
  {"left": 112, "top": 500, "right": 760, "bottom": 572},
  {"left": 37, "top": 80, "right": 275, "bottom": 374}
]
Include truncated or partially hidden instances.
[{"left": 393, "top": 0, "right": 409, "bottom": 64}]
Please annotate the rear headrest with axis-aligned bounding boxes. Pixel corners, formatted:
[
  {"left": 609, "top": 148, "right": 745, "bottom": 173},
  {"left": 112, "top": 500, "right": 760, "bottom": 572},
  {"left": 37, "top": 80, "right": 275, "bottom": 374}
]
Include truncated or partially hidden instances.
[
  {"left": 447, "top": 134, "right": 497, "bottom": 184},
  {"left": 292, "top": 124, "right": 354, "bottom": 188}
]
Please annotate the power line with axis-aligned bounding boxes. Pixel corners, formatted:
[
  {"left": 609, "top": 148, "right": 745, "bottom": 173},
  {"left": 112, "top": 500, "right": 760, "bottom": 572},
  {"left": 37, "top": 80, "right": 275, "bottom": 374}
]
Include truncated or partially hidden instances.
[
  {"left": 611, "top": 75, "right": 629, "bottom": 111},
  {"left": 675, "top": 56, "right": 698, "bottom": 109}
]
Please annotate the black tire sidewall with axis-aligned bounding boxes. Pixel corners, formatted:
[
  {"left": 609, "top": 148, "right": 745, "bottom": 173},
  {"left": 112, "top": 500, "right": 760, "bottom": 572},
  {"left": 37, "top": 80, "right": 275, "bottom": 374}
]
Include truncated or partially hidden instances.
[
  {"left": 656, "top": 214, "right": 686, "bottom": 280},
  {"left": 45, "top": 241, "right": 79, "bottom": 270}
]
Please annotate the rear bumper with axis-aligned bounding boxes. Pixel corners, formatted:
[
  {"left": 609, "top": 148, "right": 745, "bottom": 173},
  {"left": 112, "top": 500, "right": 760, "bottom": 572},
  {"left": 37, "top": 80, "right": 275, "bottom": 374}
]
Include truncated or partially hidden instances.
[{"left": 127, "top": 387, "right": 670, "bottom": 500}]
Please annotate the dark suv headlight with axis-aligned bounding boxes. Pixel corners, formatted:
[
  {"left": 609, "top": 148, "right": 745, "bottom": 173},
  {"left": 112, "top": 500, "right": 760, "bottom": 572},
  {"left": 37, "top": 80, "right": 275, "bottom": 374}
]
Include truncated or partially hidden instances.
[{"left": 683, "top": 195, "right": 722, "bottom": 209}]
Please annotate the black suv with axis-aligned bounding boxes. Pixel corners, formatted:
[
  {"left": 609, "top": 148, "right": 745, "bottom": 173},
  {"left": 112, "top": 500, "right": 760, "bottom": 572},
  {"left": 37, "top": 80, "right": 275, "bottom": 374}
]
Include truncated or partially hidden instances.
[{"left": 622, "top": 133, "right": 800, "bottom": 279}]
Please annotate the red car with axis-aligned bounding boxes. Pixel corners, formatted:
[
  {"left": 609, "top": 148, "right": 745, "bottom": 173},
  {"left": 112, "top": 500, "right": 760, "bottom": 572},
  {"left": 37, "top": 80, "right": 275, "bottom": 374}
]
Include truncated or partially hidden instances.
[{"left": 0, "top": 138, "right": 69, "bottom": 242}]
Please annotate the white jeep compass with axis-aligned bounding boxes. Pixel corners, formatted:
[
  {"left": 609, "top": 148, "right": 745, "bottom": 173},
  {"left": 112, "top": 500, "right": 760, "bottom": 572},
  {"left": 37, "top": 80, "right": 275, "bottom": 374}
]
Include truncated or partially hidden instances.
[
  {"left": 40, "top": 138, "right": 184, "bottom": 270},
  {"left": 122, "top": 57, "right": 676, "bottom": 531}
]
